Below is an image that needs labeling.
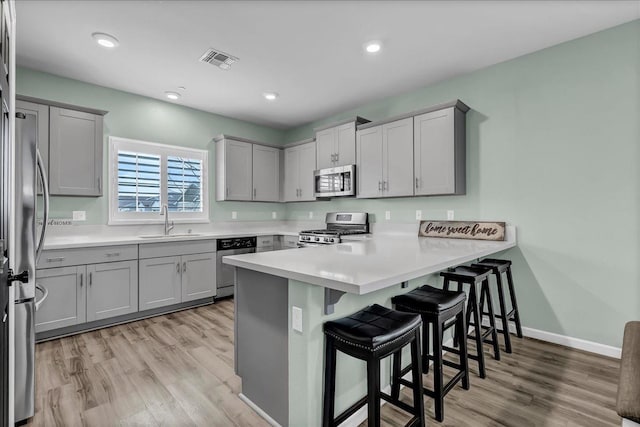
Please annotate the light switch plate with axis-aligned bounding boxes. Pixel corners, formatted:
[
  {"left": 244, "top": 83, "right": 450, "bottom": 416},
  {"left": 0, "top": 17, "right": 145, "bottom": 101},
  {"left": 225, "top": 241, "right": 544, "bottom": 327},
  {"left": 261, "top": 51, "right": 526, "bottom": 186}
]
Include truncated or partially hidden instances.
[
  {"left": 232, "top": 211, "right": 237, "bottom": 220},
  {"left": 272, "top": 211, "right": 277, "bottom": 219},
  {"left": 415, "top": 210, "right": 422, "bottom": 220},
  {"left": 292, "top": 306, "right": 303, "bottom": 332},
  {"left": 385, "top": 211, "right": 391, "bottom": 220},
  {"left": 447, "top": 210, "right": 455, "bottom": 220},
  {"left": 72, "top": 211, "right": 86, "bottom": 221}
]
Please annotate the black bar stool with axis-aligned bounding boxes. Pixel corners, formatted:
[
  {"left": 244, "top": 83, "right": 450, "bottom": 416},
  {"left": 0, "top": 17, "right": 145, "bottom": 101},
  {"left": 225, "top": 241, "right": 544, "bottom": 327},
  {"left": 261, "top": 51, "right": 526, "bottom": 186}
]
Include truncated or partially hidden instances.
[
  {"left": 322, "top": 304, "right": 425, "bottom": 427},
  {"left": 391, "top": 285, "right": 469, "bottom": 422},
  {"left": 440, "top": 266, "right": 500, "bottom": 379},
  {"left": 471, "top": 258, "right": 523, "bottom": 353}
]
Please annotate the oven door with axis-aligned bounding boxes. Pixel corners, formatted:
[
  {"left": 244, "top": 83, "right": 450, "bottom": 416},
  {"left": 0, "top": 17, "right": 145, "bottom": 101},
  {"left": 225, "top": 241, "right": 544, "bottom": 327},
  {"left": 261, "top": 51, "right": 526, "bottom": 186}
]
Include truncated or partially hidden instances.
[{"left": 314, "top": 165, "right": 355, "bottom": 198}]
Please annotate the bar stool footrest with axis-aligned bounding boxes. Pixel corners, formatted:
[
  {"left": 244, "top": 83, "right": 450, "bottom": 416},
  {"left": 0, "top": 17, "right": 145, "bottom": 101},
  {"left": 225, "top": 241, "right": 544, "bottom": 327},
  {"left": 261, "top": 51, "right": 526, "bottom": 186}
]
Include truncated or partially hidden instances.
[{"left": 333, "top": 396, "right": 367, "bottom": 426}]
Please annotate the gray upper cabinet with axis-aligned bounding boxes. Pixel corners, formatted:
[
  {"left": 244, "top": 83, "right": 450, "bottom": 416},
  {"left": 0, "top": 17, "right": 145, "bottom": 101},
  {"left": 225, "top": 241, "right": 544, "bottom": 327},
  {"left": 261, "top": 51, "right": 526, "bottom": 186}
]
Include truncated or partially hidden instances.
[
  {"left": 356, "top": 117, "right": 414, "bottom": 198},
  {"left": 284, "top": 141, "right": 316, "bottom": 202},
  {"left": 215, "top": 136, "right": 282, "bottom": 202},
  {"left": 16, "top": 100, "right": 49, "bottom": 194},
  {"left": 49, "top": 106, "right": 104, "bottom": 196},
  {"left": 181, "top": 252, "right": 216, "bottom": 302},
  {"left": 86, "top": 260, "right": 138, "bottom": 322},
  {"left": 252, "top": 144, "right": 280, "bottom": 202},
  {"left": 315, "top": 118, "right": 368, "bottom": 169},
  {"left": 414, "top": 104, "right": 467, "bottom": 196},
  {"left": 35, "top": 266, "right": 85, "bottom": 333}
]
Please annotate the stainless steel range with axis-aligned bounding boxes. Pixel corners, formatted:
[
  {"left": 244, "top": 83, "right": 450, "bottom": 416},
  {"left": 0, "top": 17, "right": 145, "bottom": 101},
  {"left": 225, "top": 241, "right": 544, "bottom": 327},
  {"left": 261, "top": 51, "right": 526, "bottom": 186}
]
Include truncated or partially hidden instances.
[{"left": 298, "top": 212, "right": 369, "bottom": 247}]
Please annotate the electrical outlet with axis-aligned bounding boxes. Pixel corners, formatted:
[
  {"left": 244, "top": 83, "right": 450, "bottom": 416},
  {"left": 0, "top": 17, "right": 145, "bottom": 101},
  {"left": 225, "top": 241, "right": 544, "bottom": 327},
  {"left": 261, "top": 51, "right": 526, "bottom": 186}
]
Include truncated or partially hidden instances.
[
  {"left": 309, "top": 211, "right": 313, "bottom": 219},
  {"left": 415, "top": 210, "right": 422, "bottom": 220},
  {"left": 447, "top": 210, "right": 455, "bottom": 220},
  {"left": 72, "top": 211, "right": 86, "bottom": 221},
  {"left": 232, "top": 211, "right": 237, "bottom": 220},
  {"left": 272, "top": 211, "right": 277, "bottom": 219},
  {"left": 292, "top": 306, "right": 303, "bottom": 332},
  {"left": 385, "top": 211, "right": 391, "bottom": 220}
]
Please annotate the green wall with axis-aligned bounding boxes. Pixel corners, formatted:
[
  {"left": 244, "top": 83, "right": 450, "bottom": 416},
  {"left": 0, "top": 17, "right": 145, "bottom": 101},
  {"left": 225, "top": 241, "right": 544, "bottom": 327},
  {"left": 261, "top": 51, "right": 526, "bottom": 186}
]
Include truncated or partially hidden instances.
[
  {"left": 284, "top": 20, "right": 640, "bottom": 348},
  {"left": 16, "top": 67, "right": 288, "bottom": 224}
]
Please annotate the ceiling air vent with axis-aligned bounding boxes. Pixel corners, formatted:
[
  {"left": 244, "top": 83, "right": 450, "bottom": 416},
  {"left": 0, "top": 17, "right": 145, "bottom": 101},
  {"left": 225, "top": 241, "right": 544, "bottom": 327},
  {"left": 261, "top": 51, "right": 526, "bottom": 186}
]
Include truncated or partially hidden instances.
[{"left": 199, "top": 48, "right": 238, "bottom": 70}]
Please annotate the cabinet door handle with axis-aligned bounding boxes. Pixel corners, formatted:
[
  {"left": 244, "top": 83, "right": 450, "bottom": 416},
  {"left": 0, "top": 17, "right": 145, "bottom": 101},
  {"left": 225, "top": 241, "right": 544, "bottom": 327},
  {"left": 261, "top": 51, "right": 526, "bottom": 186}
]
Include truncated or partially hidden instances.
[
  {"left": 254, "top": 188, "right": 257, "bottom": 198},
  {"left": 98, "top": 177, "right": 102, "bottom": 193},
  {"left": 226, "top": 187, "right": 229, "bottom": 197},
  {"left": 415, "top": 177, "right": 419, "bottom": 189},
  {"left": 177, "top": 263, "right": 181, "bottom": 273},
  {"left": 183, "top": 262, "right": 187, "bottom": 272},
  {"left": 79, "top": 273, "right": 83, "bottom": 287},
  {"left": 335, "top": 153, "right": 339, "bottom": 162},
  {"left": 89, "top": 272, "right": 93, "bottom": 286},
  {"left": 378, "top": 181, "right": 382, "bottom": 191},
  {"left": 46, "top": 256, "right": 65, "bottom": 262},
  {"left": 383, "top": 181, "right": 387, "bottom": 191}
]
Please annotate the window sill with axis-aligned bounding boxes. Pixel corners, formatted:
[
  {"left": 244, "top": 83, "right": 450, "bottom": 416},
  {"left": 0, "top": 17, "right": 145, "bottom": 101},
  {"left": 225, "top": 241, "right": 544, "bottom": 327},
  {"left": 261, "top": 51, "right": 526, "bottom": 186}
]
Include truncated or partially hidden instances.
[{"left": 107, "top": 218, "right": 211, "bottom": 226}]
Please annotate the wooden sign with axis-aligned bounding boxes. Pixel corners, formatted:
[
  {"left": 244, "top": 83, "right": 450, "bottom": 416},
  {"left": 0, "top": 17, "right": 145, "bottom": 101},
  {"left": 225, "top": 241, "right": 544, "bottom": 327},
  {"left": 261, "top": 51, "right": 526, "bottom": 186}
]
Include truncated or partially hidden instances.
[{"left": 419, "top": 220, "right": 506, "bottom": 241}]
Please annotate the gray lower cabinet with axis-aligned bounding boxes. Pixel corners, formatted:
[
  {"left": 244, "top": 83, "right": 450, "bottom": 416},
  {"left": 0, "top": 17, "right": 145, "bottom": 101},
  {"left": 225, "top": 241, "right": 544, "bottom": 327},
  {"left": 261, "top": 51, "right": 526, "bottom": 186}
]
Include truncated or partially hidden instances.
[
  {"left": 181, "top": 253, "right": 216, "bottom": 302},
  {"left": 86, "top": 260, "right": 138, "bottom": 321},
  {"left": 139, "top": 251, "right": 216, "bottom": 309},
  {"left": 49, "top": 106, "right": 104, "bottom": 196},
  {"left": 139, "top": 256, "right": 182, "bottom": 310},
  {"left": 35, "top": 266, "right": 85, "bottom": 333}
]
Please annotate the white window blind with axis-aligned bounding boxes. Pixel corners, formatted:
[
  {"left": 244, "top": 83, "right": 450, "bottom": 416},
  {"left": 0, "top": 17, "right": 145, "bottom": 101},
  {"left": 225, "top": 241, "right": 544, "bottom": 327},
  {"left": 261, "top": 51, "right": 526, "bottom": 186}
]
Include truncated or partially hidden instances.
[{"left": 109, "top": 137, "right": 209, "bottom": 224}]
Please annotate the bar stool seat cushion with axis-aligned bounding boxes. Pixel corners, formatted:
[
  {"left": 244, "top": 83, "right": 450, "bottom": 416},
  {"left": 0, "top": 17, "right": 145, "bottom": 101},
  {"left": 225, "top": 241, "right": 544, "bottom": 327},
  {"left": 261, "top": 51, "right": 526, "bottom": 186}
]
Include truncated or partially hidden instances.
[
  {"left": 441, "top": 265, "right": 492, "bottom": 281},
  {"left": 323, "top": 304, "right": 421, "bottom": 350},
  {"left": 392, "top": 285, "right": 466, "bottom": 314},
  {"left": 473, "top": 258, "right": 512, "bottom": 273}
]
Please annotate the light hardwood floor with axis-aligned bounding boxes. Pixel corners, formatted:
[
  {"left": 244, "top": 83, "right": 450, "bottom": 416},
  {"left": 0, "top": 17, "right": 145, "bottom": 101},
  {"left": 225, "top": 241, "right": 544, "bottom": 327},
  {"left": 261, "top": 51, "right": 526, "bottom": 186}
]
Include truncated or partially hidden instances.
[{"left": 28, "top": 299, "right": 620, "bottom": 426}]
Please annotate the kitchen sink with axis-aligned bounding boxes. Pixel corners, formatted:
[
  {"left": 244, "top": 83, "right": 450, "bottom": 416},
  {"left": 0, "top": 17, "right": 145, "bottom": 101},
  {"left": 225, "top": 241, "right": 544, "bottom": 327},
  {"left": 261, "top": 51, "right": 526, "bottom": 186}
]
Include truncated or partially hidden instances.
[{"left": 138, "top": 233, "right": 204, "bottom": 239}]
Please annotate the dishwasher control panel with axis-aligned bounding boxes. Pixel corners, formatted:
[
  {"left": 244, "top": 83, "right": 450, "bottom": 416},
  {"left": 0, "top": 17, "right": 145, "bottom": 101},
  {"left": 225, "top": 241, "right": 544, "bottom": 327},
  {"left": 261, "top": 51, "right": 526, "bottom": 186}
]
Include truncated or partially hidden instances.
[{"left": 217, "top": 236, "right": 257, "bottom": 251}]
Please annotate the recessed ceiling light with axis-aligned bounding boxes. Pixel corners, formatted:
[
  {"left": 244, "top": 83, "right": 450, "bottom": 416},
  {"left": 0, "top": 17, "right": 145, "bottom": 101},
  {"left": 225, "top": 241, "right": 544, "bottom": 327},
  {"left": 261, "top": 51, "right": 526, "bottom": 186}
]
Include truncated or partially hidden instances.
[
  {"left": 364, "top": 41, "right": 382, "bottom": 54},
  {"left": 92, "top": 32, "right": 119, "bottom": 48},
  {"left": 165, "top": 91, "right": 181, "bottom": 101},
  {"left": 263, "top": 92, "right": 279, "bottom": 101}
]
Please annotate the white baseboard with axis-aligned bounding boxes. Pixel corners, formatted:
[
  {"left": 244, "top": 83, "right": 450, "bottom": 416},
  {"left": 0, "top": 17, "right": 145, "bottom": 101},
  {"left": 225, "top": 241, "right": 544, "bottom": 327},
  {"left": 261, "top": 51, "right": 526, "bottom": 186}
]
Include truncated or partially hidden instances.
[
  {"left": 239, "top": 393, "right": 282, "bottom": 427},
  {"left": 521, "top": 326, "right": 621, "bottom": 359},
  {"left": 480, "top": 318, "right": 621, "bottom": 359}
]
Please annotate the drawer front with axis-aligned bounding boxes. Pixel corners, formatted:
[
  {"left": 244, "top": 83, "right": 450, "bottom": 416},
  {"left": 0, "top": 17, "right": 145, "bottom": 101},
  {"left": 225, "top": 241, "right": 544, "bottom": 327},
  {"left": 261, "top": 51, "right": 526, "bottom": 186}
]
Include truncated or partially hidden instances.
[
  {"left": 283, "top": 235, "right": 299, "bottom": 248},
  {"left": 38, "top": 245, "right": 138, "bottom": 269},
  {"left": 139, "top": 240, "right": 216, "bottom": 259},
  {"left": 257, "top": 235, "right": 274, "bottom": 248}
]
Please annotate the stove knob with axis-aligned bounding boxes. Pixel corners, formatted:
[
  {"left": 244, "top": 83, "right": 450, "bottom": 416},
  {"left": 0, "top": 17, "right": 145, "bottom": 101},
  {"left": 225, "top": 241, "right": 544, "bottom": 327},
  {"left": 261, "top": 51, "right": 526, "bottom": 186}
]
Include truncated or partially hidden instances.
[
  {"left": 315, "top": 237, "right": 320, "bottom": 242},
  {"left": 329, "top": 238, "right": 335, "bottom": 242},
  {"left": 324, "top": 237, "right": 329, "bottom": 242}
]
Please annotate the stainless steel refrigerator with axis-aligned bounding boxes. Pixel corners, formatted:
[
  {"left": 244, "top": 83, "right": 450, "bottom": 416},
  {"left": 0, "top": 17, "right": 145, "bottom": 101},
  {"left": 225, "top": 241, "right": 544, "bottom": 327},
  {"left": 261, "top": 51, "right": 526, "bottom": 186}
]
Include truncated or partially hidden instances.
[{"left": 7, "top": 111, "right": 49, "bottom": 423}]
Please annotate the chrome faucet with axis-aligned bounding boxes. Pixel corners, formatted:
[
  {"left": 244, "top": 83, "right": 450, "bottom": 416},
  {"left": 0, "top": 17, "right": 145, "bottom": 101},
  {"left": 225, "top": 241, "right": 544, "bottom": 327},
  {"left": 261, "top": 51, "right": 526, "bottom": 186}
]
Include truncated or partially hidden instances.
[{"left": 161, "top": 204, "right": 174, "bottom": 235}]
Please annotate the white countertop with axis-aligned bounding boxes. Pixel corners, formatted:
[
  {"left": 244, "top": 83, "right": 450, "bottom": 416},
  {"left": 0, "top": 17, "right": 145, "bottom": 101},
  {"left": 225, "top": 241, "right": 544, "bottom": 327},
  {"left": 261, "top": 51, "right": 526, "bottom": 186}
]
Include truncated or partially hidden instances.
[{"left": 223, "top": 227, "right": 516, "bottom": 295}]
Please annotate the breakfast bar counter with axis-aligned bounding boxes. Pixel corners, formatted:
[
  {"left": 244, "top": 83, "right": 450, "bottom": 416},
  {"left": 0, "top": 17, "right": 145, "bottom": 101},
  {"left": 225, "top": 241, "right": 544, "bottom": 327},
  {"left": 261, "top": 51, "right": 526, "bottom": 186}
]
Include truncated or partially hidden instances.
[{"left": 223, "top": 227, "right": 516, "bottom": 426}]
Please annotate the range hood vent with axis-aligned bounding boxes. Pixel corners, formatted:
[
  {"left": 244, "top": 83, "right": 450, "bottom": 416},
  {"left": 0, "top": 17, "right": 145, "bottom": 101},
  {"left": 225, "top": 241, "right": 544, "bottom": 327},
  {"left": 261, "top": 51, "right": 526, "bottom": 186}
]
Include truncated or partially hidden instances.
[{"left": 199, "top": 48, "right": 238, "bottom": 70}]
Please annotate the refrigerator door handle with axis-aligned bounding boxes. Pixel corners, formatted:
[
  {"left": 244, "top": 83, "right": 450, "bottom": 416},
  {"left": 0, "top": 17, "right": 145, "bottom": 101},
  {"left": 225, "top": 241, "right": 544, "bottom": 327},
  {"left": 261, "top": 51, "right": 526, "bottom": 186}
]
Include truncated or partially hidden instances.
[
  {"left": 34, "top": 283, "right": 48, "bottom": 311},
  {"left": 35, "top": 148, "right": 50, "bottom": 264}
]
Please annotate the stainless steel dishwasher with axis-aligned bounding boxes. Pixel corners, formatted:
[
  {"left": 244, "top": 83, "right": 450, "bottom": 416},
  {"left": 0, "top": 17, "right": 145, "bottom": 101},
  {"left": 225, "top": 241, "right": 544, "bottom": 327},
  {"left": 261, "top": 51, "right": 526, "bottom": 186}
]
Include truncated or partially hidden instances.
[{"left": 216, "top": 236, "right": 256, "bottom": 299}]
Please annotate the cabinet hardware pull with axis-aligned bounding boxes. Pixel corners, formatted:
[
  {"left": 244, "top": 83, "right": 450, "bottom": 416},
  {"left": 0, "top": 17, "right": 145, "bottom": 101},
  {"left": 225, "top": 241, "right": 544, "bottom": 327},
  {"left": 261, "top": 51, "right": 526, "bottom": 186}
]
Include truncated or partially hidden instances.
[
  {"left": 105, "top": 252, "right": 120, "bottom": 257},
  {"left": 378, "top": 181, "right": 382, "bottom": 191},
  {"left": 254, "top": 188, "right": 257, "bottom": 198},
  {"left": 47, "top": 257, "right": 65, "bottom": 262},
  {"left": 335, "top": 153, "right": 339, "bottom": 162},
  {"left": 89, "top": 272, "right": 93, "bottom": 286},
  {"left": 226, "top": 187, "right": 229, "bottom": 197},
  {"left": 415, "top": 177, "right": 419, "bottom": 189},
  {"left": 177, "top": 263, "right": 181, "bottom": 273},
  {"left": 383, "top": 181, "right": 387, "bottom": 191},
  {"left": 98, "top": 177, "right": 102, "bottom": 193},
  {"left": 80, "top": 274, "right": 83, "bottom": 287},
  {"left": 183, "top": 262, "right": 187, "bottom": 272}
]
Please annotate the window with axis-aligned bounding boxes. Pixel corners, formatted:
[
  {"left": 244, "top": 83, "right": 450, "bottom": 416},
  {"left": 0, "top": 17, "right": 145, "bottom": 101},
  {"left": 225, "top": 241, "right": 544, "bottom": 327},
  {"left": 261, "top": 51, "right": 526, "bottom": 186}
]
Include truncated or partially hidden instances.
[{"left": 109, "top": 136, "right": 208, "bottom": 224}]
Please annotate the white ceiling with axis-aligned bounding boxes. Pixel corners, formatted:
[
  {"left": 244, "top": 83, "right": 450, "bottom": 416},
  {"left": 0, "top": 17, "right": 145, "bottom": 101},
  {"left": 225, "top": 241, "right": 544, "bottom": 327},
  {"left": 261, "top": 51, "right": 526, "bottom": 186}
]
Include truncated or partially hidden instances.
[{"left": 15, "top": 1, "right": 639, "bottom": 129}]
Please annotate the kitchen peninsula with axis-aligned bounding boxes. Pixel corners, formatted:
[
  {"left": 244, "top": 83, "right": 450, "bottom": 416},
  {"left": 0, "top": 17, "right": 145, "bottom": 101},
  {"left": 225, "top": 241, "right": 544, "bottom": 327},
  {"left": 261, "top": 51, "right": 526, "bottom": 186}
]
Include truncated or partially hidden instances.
[{"left": 224, "top": 226, "right": 516, "bottom": 426}]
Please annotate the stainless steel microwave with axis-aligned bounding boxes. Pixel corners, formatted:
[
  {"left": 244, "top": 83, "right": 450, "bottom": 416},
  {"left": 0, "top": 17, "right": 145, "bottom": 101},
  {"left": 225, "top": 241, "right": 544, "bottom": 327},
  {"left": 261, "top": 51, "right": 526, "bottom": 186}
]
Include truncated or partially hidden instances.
[{"left": 314, "top": 164, "right": 356, "bottom": 198}]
